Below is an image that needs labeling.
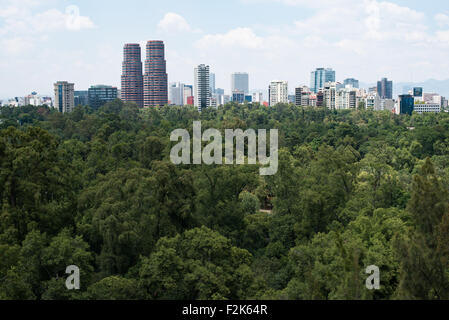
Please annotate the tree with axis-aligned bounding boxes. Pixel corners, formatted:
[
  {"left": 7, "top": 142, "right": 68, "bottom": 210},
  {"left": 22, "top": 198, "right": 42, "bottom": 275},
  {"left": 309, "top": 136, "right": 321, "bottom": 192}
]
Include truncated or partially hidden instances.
[{"left": 139, "top": 227, "right": 255, "bottom": 300}]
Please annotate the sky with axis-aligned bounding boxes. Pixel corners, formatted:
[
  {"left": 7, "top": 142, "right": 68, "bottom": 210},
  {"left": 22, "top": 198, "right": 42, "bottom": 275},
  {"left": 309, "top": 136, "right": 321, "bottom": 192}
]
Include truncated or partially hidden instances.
[{"left": 1, "top": 0, "right": 449, "bottom": 98}]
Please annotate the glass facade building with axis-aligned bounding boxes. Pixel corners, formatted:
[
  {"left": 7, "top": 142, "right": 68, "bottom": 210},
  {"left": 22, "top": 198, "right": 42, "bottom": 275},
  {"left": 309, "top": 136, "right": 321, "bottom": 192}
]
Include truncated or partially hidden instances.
[
  {"left": 399, "top": 94, "right": 414, "bottom": 115},
  {"left": 377, "top": 78, "right": 393, "bottom": 99},
  {"left": 344, "top": 78, "right": 359, "bottom": 88},
  {"left": 231, "top": 73, "right": 249, "bottom": 94},
  {"left": 310, "top": 68, "right": 336, "bottom": 93},
  {"left": 88, "top": 85, "right": 118, "bottom": 110},
  {"left": 74, "top": 91, "right": 88, "bottom": 106},
  {"left": 413, "top": 87, "right": 423, "bottom": 97}
]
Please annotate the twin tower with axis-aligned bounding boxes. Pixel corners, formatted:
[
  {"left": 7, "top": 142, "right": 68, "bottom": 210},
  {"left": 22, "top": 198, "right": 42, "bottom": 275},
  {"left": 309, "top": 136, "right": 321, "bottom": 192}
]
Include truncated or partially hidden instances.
[{"left": 121, "top": 41, "right": 168, "bottom": 108}]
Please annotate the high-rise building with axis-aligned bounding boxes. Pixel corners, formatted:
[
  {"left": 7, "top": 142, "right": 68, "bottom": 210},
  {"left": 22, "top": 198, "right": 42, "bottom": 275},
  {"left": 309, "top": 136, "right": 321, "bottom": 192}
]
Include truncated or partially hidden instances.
[
  {"left": 54, "top": 81, "right": 75, "bottom": 113},
  {"left": 74, "top": 91, "right": 88, "bottom": 106},
  {"left": 169, "top": 82, "right": 185, "bottom": 106},
  {"left": 344, "top": 78, "right": 359, "bottom": 89},
  {"left": 88, "top": 85, "right": 118, "bottom": 110},
  {"left": 144, "top": 40, "right": 168, "bottom": 107},
  {"left": 231, "top": 72, "right": 249, "bottom": 94},
  {"left": 183, "top": 85, "right": 193, "bottom": 105},
  {"left": 336, "top": 87, "right": 358, "bottom": 110},
  {"left": 310, "top": 68, "right": 336, "bottom": 93},
  {"left": 295, "top": 87, "right": 303, "bottom": 106},
  {"left": 323, "top": 82, "right": 337, "bottom": 109},
  {"left": 121, "top": 43, "right": 144, "bottom": 108},
  {"left": 365, "top": 92, "right": 381, "bottom": 110},
  {"left": 398, "top": 94, "right": 414, "bottom": 115},
  {"left": 377, "top": 78, "right": 393, "bottom": 99},
  {"left": 210, "top": 73, "right": 216, "bottom": 94},
  {"left": 194, "top": 64, "right": 211, "bottom": 112},
  {"left": 269, "top": 80, "right": 288, "bottom": 106}
]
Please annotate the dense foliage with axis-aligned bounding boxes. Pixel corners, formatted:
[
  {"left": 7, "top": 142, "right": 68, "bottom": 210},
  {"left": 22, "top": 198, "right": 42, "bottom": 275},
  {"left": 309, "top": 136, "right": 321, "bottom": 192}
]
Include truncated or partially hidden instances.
[{"left": 1, "top": 100, "right": 449, "bottom": 300}]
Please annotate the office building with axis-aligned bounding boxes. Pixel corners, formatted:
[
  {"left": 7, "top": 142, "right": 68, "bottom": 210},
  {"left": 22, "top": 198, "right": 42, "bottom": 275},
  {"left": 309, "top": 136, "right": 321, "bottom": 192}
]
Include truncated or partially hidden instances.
[
  {"left": 144, "top": 41, "right": 168, "bottom": 107},
  {"left": 269, "top": 80, "right": 288, "bottom": 106},
  {"left": 311, "top": 68, "right": 336, "bottom": 93},
  {"left": 194, "top": 64, "right": 211, "bottom": 112},
  {"left": 413, "top": 103, "right": 441, "bottom": 114},
  {"left": 232, "top": 91, "right": 245, "bottom": 104},
  {"left": 74, "top": 91, "right": 88, "bottom": 106},
  {"left": 54, "top": 81, "right": 75, "bottom": 113},
  {"left": 398, "top": 94, "right": 414, "bottom": 115},
  {"left": 169, "top": 82, "right": 185, "bottom": 106},
  {"left": 121, "top": 43, "right": 144, "bottom": 108},
  {"left": 231, "top": 72, "right": 249, "bottom": 94},
  {"left": 344, "top": 78, "right": 359, "bottom": 89},
  {"left": 377, "top": 78, "right": 393, "bottom": 99},
  {"left": 295, "top": 87, "right": 302, "bottom": 106},
  {"left": 210, "top": 73, "right": 216, "bottom": 94},
  {"left": 88, "top": 85, "right": 118, "bottom": 109}
]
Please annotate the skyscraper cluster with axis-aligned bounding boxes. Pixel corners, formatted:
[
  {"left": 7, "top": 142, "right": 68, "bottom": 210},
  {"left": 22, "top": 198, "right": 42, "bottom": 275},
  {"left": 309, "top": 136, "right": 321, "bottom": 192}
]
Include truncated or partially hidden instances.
[
  {"left": 17, "top": 40, "right": 445, "bottom": 116},
  {"left": 121, "top": 41, "right": 168, "bottom": 108}
]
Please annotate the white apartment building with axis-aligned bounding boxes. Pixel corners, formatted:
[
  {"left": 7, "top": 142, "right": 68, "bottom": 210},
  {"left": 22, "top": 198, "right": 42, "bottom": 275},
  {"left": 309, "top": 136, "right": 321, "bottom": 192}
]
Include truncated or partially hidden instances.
[
  {"left": 365, "top": 93, "right": 381, "bottom": 110},
  {"left": 54, "top": 81, "right": 75, "bottom": 113},
  {"left": 323, "top": 82, "right": 337, "bottom": 109},
  {"left": 336, "top": 86, "right": 358, "bottom": 110},
  {"left": 414, "top": 103, "right": 441, "bottom": 114},
  {"left": 269, "top": 81, "right": 288, "bottom": 106}
]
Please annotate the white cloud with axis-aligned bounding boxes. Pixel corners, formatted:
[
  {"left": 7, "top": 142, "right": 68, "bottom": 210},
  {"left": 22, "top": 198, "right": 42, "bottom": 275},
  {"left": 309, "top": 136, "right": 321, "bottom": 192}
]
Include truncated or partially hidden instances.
[
  {"left": 157, "top": 13, "right": 198, "bottom": 34},
  {"left": 192, "top": 0, "right": 449, "bottom": 92},
  {"left": 436, "top": 13, "right": 449, "bottom": 27},
  {"left": 3, "top": 37, "right": 34, "bottom": 54},
  {"left": 0, "top": 2, "right": 95, "bottom": 36},
  {"left": 195, "top": 28, "right": 264, "bottom": 50}
]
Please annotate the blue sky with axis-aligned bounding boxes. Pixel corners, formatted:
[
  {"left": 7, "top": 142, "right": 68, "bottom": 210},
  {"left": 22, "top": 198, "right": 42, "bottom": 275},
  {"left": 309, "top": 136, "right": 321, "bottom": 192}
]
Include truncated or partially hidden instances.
[{"left": 1, "top": 0, "right": 449, "bottom": 98}]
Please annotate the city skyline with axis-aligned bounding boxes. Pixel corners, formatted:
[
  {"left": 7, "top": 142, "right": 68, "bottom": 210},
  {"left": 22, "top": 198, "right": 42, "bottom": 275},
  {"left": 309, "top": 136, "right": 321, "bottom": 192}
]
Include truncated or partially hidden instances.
[{"left": 1, "top": 0, "right": 449, "bottom": 98}]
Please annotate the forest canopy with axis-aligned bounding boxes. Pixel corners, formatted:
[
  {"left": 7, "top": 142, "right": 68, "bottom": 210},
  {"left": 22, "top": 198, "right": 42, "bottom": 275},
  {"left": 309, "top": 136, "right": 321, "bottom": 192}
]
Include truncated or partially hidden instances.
[{"left": 1, "top": 100, "right": 449, "bottom": 300}]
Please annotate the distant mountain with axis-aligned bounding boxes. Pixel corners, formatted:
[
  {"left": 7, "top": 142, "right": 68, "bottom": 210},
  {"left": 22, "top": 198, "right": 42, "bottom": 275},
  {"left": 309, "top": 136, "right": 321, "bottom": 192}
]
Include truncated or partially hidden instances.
[{"left": 361, "top": 79, "right": 449, "bottom": 98}]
